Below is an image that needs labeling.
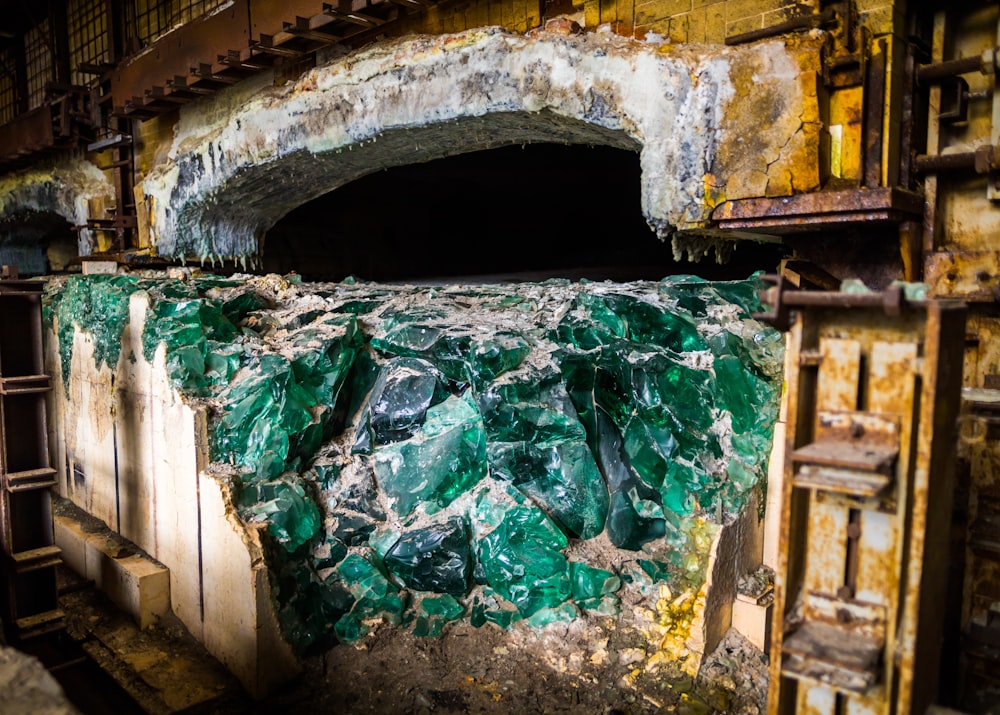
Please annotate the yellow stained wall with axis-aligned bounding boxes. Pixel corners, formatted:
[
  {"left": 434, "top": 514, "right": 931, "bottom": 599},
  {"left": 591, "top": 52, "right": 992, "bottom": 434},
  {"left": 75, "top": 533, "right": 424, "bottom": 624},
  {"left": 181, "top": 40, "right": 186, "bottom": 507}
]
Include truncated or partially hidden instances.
[{"left": 398, "top": 0, "right": 827, "bottom": 42}]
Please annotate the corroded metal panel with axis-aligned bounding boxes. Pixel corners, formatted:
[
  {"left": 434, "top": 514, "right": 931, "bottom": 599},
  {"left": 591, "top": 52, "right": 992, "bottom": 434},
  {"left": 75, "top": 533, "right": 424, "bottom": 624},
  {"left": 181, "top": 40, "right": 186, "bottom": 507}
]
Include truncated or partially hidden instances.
[
  {"left": 767, "top": 287, "right": 967, "bottom": 715},
  {"left": 0, "top": 107, "right": 55, "bottom": 162},
  {"left": 925, "top": 250, "right": 1000, "bottom": 301},
  {"left": 249, "top": 0, "right": 327, "bottom": 41},
  {"left": 109, "top": 1, "right": 251, "bottom": 107}
]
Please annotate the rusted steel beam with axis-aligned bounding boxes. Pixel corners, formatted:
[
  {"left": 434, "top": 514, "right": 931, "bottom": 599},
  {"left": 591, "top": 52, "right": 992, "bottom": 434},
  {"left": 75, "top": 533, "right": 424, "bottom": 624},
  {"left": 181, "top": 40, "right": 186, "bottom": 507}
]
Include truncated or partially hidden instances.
[
  {"left": 322, "top": 2, "right": 383, "bottom": 28},
  {"left": 725, "top": 6, "right": 836, "bottom": 46},
  {"left": 110, "top": 1, "right": 251, "bottom": 117},
  {"left": 252, "top": 36, "right": 307, "bottom": 57},
  {"left": 917, "top": 48, "right": 998, "bottom": 83},
  {"left": 711, "top": 187, "right": 923, "bottom": 233},
  {"left": 0, "top": 106, "right": 56, "bottom": 163},
  {"left": 914, "top": 145, "right": 1000, "bottom": 174}
]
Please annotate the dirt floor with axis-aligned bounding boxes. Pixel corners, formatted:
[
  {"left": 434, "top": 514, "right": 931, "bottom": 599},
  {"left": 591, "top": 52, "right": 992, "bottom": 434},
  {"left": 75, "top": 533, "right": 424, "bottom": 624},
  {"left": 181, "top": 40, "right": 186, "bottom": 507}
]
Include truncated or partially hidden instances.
[
  {"left": 277, "top": 619, "right": 769, "bottom": 715},
  {"left": 56, "top": 560, "right": 767, "bottom": 715}
]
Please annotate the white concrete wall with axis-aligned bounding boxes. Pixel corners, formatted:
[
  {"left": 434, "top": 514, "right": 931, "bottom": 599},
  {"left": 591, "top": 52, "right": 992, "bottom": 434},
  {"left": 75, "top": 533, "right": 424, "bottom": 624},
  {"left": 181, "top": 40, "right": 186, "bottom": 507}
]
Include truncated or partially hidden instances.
[{"left": 45, "top": 291, "right": 299, "bottom": 698}]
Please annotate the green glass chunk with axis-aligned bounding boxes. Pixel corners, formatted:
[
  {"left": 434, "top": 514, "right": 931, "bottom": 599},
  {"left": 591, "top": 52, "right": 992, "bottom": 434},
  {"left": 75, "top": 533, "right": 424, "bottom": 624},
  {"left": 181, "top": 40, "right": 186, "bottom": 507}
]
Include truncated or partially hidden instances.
[
  {"left": 525, "top": 601, "right": 579, "bottom": 628},
  {"left": 221, "top": 290, "right": 272, "bottom": 324},
  {"left": 47, "top": 275, "right": 144, "bottom": 390},
  {"left": 569, "top": 562, "right": 621, "bottom": 602},
  {"left": 638, "top": 559, "right": 674, "bottom": 583},
  {"left": 713, "top": 354, "right": 775, "bottom": 434},
  {"left": 384, "top": 517, "right": 472, "bottom": 597},
  {"left": 277, "top": 558, "right": 354, "bottom": 654},
  {"left": 603, "top": 293, "right": 707, "bottom": 353},
  {"left": 593, "top": 409, "right": 666, "bottom": 551},
  {"left": 335, "top": 553, "right": 407, "bottom": 643},
  {"left": 474, "top": 492, "right": 571, "bottom": 618},
  {"left": 468, "top": 334, "right": 531, "bottom": 387},
  {"left": 470, "top": 593, "right": 522, "bottom": 630},
  {"left": 483, "top": 388, "right": 608, "bottom": 539},
  {"left": 214, "top": 354, "right": 313, "bottom": 476},
  {"left": 569, "top": 562, "right": 621, "bottom": 615},
  {"left": 554, "top": 293, "right": 628, "bottom": 350},
  {"left": 353, "top": 356, "right": 447, "bottom": 453},
  {"left": 373, "top": 393, "right": 487, "bottom": 518},
  {"left": 413, "top": 594, "right": 465, "bottom": 637},
  {"left": 239, "top": 476, "right": 321, "bottom": 553},
  {"left": 488, "top": 440, "right": 608, "bottom": 539}
]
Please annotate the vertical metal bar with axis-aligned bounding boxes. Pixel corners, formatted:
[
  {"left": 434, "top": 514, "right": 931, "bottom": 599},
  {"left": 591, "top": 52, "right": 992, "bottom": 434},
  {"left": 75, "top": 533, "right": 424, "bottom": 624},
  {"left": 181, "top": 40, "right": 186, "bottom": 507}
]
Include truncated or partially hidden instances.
[
  {"left": 864, "top": 38, "right": 888, "bottom": 188},
  {"left": 922, "top": 11, "right": 947, "bottom": 254},
  {"left": 986, "top": 10, "right": 1000, "bottom": 199},
  {"left": 50, "top": 0, "right": 72, "bottom": 85}
]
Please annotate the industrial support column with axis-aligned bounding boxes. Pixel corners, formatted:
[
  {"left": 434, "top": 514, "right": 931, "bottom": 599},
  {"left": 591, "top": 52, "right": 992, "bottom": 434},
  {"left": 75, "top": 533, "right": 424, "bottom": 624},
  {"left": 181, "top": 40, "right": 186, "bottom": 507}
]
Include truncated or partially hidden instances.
[
  {"left": 761, "top": 280, "right": 966, "bottom": 715},
  {"left": 0, "top": 272, "right": 64, "bottom": 643}
]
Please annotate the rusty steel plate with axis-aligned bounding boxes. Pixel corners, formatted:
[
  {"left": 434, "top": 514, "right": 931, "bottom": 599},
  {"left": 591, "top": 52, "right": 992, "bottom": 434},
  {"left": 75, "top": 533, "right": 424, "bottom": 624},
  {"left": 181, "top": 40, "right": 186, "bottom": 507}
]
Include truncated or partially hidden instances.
[{"left": 925, "top": 251, "right": 1000, "bottom": 301}]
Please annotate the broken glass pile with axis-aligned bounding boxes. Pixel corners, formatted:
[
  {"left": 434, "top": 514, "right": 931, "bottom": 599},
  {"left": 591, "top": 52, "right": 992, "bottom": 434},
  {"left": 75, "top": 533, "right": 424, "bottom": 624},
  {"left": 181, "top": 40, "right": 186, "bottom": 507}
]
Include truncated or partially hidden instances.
[{"left": 44, "top": 272, "right": 783, "bottom": 655}]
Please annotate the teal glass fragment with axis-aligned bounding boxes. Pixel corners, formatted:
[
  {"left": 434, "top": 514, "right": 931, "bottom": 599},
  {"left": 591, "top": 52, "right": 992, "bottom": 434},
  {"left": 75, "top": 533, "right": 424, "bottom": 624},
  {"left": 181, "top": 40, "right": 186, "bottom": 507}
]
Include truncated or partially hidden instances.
[
  {"left": 276, "top": 557, "right": 354, "bottom": 653},
  {"left": 221, "top": 290, "right": 271, "bottom": 325},
  {"left": 413, "top": 594, "right": 465, "bottom": 637},
  {"left": 525, "top": 601, "right": 579, "bottom": 628},
  {"left": 46, "top": 274, "right": 144, "bottom": 390},
  {"left": 602, "top": 293, "right": 707, "bottom": 353},
  {"left": 569, "top": 562, "right": 621, "bottom": 615},
  {"left": 482, "top": 385, "right": 609, "bottom": 539},
  {"left": 469, "top": 591, "right": 521, "bottom": 630},
  {"left": 474, "top": 491, "right": 571, "bottom": 618},
  {"left": 373, "top": 393, "right": 487, "bottom": 518},
  {"left": 335, "top": 553, "right": 407, "bottom": 642},
  {"left": 384, "top": 517, "right": 471, "bottom": 597},
  {"left": 593, "top": 409, "right": 666, "bottom": 551},
  {"left": 239, "top": 477, "right": 321, "bottom": 553},
  {"left": 637, "top": 559, "right": 674, "bottom": 583},
  {"left": 352, "top": 356, "right": 447, "bottom": 454}
]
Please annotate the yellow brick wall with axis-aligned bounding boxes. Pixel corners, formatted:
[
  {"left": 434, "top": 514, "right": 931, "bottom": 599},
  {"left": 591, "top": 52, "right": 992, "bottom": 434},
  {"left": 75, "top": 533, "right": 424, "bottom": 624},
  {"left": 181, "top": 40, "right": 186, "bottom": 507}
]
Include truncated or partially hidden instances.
[
  {"left": 405, "top": 0, "right": 828, "bottom": 44},
  {"left": 400, "top": 0, "right": 825, "bottom": 43}
]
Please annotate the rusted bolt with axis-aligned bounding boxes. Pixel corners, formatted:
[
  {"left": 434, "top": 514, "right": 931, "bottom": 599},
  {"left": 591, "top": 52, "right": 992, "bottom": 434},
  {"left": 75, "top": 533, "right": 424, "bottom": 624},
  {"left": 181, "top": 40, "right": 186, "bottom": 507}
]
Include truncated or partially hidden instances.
[
  {"left": 847, "top": 523, "right": 862, "bottom": 539},
  {"left": 976, "top": 271, "right": 991, "bottom": 282},
  {"left": 850, "top": 422, "right": 865, "bottom": 438},
  {"left": 836, "top": 607, "right": 854, "bottom": 624},
  {"left": 946, "top": 272, "right": 957, "bottom": 282}
]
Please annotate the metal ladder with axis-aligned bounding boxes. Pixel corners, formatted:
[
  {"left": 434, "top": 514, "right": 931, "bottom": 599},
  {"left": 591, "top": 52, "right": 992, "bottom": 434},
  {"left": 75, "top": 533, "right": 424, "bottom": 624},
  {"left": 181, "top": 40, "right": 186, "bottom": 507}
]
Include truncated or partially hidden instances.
[
  {"left": 0, "top": 272, "right": 64, "bottom": 643},
  {"left": 760, "top": 279, "right": 966, "bottom": 715}
]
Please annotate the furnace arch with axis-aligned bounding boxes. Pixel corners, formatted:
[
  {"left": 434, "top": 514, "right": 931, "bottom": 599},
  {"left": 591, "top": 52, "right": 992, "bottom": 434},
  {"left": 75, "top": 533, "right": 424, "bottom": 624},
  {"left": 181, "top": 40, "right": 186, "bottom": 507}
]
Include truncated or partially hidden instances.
[
  {"left": 0, "top": 160, "right": 110, "bottom": 263},
  {"left": 138, "top": 28, "right": 820, "bottom": 265},
  {"left": 0, "top": 210, "right": 78, "bottom": 276}
]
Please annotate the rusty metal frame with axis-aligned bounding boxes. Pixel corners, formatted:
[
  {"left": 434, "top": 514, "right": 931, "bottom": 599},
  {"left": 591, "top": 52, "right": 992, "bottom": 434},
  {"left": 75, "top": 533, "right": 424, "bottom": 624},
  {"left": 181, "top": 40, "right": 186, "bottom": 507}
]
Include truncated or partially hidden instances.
[
  {"left": 710, "top": 187, "right": 923, "bottom": 235},
  {"left": 763, "top": 279, "right": 966, "bottom": 715}
]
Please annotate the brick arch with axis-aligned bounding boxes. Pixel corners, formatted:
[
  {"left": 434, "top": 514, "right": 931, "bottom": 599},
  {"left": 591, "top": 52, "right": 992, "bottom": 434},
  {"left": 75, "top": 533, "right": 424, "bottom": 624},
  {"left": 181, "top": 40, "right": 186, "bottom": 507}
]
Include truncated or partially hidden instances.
[{"left": 139, "top": 27, "right": 822, "bottom": 263}]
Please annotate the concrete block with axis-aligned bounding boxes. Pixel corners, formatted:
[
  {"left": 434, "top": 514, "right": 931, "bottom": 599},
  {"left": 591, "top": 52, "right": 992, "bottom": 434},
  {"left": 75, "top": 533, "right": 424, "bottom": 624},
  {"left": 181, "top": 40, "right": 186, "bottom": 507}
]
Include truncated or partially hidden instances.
[
  {"left": 52, "top": 515, "right": 88, "bottom": 577},
  {"left": 54, "top": 514, "right": 170, "bottom": 629},
  {"left": 732, "top": 597, "right": 772, "bottom": 653},
  {"left": 81, "top": 260, "right": 119, "bottom": 275}
]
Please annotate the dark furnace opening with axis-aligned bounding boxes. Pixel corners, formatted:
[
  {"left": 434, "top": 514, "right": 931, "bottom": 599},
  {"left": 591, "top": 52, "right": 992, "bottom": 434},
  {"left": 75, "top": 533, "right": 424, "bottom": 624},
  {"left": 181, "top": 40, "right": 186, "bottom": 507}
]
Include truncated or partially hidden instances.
[{"left": 261, "top": 144, "right": 788, "bottom": 283}]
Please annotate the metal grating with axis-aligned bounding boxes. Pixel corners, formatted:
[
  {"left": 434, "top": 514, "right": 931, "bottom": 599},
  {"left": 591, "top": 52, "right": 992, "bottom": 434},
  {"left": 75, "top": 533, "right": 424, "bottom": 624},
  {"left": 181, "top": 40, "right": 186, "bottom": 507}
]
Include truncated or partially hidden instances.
[
  {"left": 127, "top": 0, "right": 232, "bottom": 48},
  {"left": 24, "top": 20, "right": 54, "bottom": 111},
  {"left": 0, "top": 50, "right": 16, "bottom": 125},
  {"left": 68, "top": 0, "right": 111, "bottom": 87}
]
